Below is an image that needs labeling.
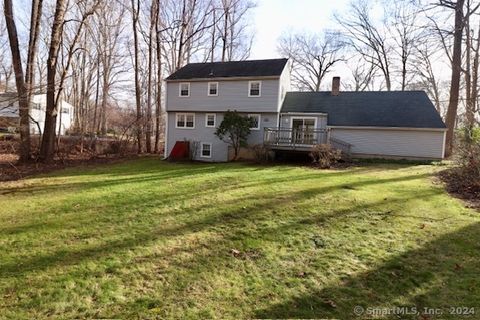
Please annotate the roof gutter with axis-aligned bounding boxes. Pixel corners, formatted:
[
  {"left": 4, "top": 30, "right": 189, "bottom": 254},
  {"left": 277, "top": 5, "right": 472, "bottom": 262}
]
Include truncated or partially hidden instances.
[
  {"left": 328, "top": 125, "right": 447, "bottom": 132},
  {"left": 281, "top": 112, "right": 328, "bottom": 116}
]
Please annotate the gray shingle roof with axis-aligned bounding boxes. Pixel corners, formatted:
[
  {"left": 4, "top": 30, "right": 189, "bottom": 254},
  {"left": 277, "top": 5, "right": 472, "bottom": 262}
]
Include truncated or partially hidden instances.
[
  {"left": 281, "top": 91, "right": 446, "bottom": 129},
  {"left": 166, "top": 58, "right": 288, "bottom": 80}
]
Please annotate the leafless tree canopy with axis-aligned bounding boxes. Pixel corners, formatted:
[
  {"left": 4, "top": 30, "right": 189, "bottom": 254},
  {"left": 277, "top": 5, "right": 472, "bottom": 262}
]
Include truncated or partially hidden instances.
[
  {"left": 1, "top": 0, "right": 480, "bottom": 160},
  {"left": 0, "top": 0, "right": 256, "bottom": 161},
  {"left": 278, "top": 32, "right": 344, "bottom": 91}
]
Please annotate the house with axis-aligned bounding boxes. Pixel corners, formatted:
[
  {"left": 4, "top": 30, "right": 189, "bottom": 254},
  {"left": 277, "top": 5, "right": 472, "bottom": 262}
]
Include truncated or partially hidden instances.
[
  {"left": 165, "top": 58, "right": 447, "bottom": 161},
  {"left": 0, "top": 93, "right": 74, "bottom": 135}
]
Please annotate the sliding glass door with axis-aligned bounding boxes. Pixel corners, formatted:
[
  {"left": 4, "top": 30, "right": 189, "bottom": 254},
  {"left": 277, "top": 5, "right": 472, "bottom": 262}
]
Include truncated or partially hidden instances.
[{"left": 292, "top": 118, "right": 316, "bottom": 144}]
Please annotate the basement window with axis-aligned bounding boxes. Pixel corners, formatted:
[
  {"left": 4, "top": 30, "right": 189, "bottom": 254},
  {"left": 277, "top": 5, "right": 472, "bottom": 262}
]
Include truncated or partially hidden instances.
[{"left": 201, "top": 143, "right": 212, "bottom": 158}]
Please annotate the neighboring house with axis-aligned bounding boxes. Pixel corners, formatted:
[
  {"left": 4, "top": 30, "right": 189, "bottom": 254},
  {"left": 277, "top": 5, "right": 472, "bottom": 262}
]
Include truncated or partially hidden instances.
[
  {"left": 165, "top": 58, "right": 447, "bottom": 161},
  {"left": 0, "top": 93, "right": 74, "bottom": 135}
]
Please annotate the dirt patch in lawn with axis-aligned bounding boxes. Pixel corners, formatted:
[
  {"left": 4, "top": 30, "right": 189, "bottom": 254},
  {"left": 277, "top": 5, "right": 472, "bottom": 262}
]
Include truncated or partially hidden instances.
[
  {"left": 0, "top": 153, "right": 147, "bottom": 182},
  {"left": 0, "top": 136, "right": 163, "bottom": 181},
  {"left": 438, "top": 168, "right": 480, "bottom": 210}
]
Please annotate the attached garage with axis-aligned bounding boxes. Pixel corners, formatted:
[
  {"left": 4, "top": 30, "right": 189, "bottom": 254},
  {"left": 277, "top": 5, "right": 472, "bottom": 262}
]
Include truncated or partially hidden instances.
[
  {"left": 281, "top": 89, "right": 447, "bottom": 160},
  {"left": 330, "top": 127, "right": 446, "bottom": 160}
]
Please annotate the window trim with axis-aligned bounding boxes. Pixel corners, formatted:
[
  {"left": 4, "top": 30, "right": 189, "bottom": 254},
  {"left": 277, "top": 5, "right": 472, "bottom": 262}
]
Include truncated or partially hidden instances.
[
  {"left": 200, "top": 142, "right": 212, "bottom": 158},
  {"left": 248, "top": 113, "right": 261, "bottom": 131},
  {"left": 290, "top": 116, "right": 317, "bottom": 129},
  {"left": 179, "top": 82, "right": 190, "bottom": 97},
  {"left": 175, "top": 112, "right": 195, "bottom": 129},
  {"left": 207, "top": 82, "right": 218, "bottom": 96},
  {"left": 248, "top": 80, "right": 262, "bottom": 97},
  {"left": 205, "top": 113, "right": 216, "bottom": 128}
]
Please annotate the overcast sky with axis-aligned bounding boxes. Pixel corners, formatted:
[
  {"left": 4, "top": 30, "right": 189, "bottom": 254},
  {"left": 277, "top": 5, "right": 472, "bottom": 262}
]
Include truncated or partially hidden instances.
[
  {"left": 250, "top": 0, "right": 350, "bottom": 59},
  {"left": 248, "top": 0, "right": 353, "bottom": 88}
]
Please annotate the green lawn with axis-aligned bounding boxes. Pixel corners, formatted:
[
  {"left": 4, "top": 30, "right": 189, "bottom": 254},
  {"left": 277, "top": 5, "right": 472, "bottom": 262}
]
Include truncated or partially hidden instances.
[{"left": 0, "top": 158, "right": 478, "bottom": 319}]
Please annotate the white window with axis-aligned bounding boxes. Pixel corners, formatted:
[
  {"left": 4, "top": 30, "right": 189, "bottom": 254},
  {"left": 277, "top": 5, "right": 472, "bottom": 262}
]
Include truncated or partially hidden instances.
[
  {"left": 179, "top": 82, "right": 190, "bottom": 97},
  {"left": 61, "top": 107, "right": 69, "bottom": 114},
  {"left": 32, "top": 103, "right": 41, "bottom": 110},
  {"left": 176, "top": 113, "right": 195, "bottom": 128},
  {"left": 248, "top": 114, "right": 260, "bottom": 130},
  {"left": 208, "top": 82, "right": 218, "bottom": 96},
  {"left": 248, "top": 81, "right": 261, "bottom": 97},
  {"left": 205, "top": 113, "right": 216, "bottom": 127},
  {"left": 201, "top": 143, "right": 212, "bottom": 158}
]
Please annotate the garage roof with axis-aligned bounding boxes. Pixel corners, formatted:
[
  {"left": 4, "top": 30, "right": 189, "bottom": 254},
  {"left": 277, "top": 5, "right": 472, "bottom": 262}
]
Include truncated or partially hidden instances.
[{"left": 281, "top": 91, "right": 446, "bottom": 129}]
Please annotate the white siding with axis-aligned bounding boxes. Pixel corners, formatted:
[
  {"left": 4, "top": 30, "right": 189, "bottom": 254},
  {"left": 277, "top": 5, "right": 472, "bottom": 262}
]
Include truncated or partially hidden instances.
[
  {"left": 330, "top": 128, "right": 445, "bottom": 159},
  {"left": 166, "top": 78, "right": 280, "bottom": 113},
  {"left": 30, "top": 94, "right": 74, "bottom": 135},
  {"left": 0, "top": 94, "right": 73, "bottom": 134}
]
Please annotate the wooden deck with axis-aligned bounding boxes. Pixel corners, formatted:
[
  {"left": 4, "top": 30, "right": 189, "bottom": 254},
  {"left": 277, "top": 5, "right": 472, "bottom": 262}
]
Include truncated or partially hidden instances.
[
  {"left": 263, "top": 127, "right": 352, "bottom": 154},
  {"left": 263, "top": 128, "right": 328, "bottom": 150}
]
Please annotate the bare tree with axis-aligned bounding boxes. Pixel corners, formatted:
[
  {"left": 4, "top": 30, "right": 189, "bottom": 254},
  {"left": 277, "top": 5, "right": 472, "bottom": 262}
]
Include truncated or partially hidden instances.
[
  {"left": 413, "top": 40, "right": 444, "bottom": 113},
  {"left": 390, "top": 1, "right": 422, "bottom": 90},
  {"left": 40, "top": 0, "right": 98, "bottom": 161},
  {"left": 144, "top": 0, "right": 159, "bottom": 153},
  {"left": 438, "top": 0, "right": 465, "bottom": 156},
  {"left": 461, "top": 0, "right": 480, "bottom": 137},
  {"left": 336, "top": 0, "right": 393, "bottom": 90},
  {"left": 3, "top": 0, "right": 43, "bottom": 161},
  {"left": 94, "top": 1, "right": 127, "bottom": 136},
  {"left": 217, "top": 0, "right": 255, "bottom": 62},
  {"left": 161, "top": 0, "right": 218, "bottom": 73},
  {"left": 40, "top": 0, "right": 67, "bottom": 162},
  {"left": 25, "top": 0, "right": 43, "bottom": 107},
  {"left": 154, "top": 0, "right": 163, "bottom": 153},
  {"left": 0, "top": 2, "right": 12, "bottom": 92},
  {"left": 278, "top": 32, "right": 344, "bottom": 91},
  {"left": 345, "top": 57, "right": 377, "bottom": 91},
  {"left": 131, "top": 0, "right": 143, "bottom": 153},
  {"left": 4, "top": 0, "right": 30, "bottom": 161}
]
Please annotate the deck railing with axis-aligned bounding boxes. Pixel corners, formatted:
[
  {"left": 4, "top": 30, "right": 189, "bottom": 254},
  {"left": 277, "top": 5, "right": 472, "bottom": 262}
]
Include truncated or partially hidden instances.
[
  {"left": 263, "top": 127, "right": 352, "bottom": 155},
  {"left": 330, "top": 137, "right": 352, "bottom": 155},
  {"left": 264, "top": 127, "right": 329, "bottom": 148}
]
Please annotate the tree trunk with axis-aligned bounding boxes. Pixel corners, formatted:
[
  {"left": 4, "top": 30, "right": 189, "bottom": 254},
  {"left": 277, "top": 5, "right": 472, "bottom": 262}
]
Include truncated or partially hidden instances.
[
  {"left": 145, "top": 0, "right": 157, "bottom": 153},
  {"left": 444, "top": 0, "right": 465, "bottom": 157},
  {"left": 176, "top": 0, "right": 188, "bottom": 71},
  {"left": 93, "top": 54, "right": 100, "bottom": 134},
  {"left": 100, "top": 70, "right": 108, "bottom": 136},
  {"left": 39, "top": 0, "right": 67, "bottom": 162},
  {"left": 221, "top": 5, "right": 229, "bottom": 62},
  {"left": 4, "top": 0, "right": 31, "bottom": 162},
  {"left": 131, "top": 0, "right": 143, "bottom": 153},
  {"left": 466, "top": 19, "right": 480, "bottom": 136},
  {"left": 154, "top": 0, "right": 162, "bottom": 153},
  {"left": 470, "top": 24, "right": 480, "bottom": 132},
  {"left": 25, "top": 0, "right": 43, "bottom": 107}
]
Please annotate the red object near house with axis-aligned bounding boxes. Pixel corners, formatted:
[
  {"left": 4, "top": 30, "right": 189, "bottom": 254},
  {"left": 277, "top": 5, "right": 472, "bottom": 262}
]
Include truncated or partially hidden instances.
[{"left": 169, "top": 141, "right": 189, "bottom": 160}]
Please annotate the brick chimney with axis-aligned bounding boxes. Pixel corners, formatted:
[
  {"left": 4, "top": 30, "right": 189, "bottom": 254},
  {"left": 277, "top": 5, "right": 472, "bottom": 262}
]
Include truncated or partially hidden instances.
[{"left": 331, "top": 77, "right": 340, "bottom": 96}]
